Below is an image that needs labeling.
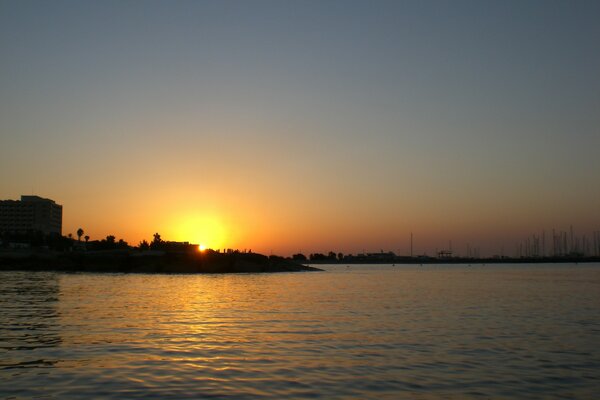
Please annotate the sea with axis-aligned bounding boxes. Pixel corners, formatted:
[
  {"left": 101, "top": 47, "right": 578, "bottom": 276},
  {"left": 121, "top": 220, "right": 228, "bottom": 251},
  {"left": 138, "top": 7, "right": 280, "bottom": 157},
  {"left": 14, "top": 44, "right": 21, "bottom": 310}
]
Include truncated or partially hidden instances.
[{"left": 1, "top": 264, "right": 599, "bottom": 399}]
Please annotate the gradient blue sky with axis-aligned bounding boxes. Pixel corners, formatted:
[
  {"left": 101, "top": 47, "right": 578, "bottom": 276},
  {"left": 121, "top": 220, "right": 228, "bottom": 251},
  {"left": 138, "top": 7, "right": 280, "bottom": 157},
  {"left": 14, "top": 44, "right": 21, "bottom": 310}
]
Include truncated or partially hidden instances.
[{"left": 1, "top": 0, "right": 599, "bottom": 255}]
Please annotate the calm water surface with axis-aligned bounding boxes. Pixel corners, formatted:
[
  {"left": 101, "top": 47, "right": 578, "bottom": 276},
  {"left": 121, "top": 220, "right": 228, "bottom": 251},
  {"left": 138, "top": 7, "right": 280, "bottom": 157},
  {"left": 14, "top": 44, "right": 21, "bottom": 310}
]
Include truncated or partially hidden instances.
[{"left": 1, "top": 264, "right": 599, "bottom": 399}]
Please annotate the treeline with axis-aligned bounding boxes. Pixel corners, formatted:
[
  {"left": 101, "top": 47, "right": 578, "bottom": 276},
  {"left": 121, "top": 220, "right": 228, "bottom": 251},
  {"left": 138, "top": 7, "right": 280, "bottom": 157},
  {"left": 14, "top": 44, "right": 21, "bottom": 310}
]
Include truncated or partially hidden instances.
[
  {"left": 0, "top": 230, "right": 130, "bottom": 251},
  {"left": 137, "top": 233, "right": 198, "bottom": 252},
  {"left": 1, "top": 229, "right": 239, "bottom": 254},
  {"left": 0, "top": 229, "right": 184, "bottom": 251}
]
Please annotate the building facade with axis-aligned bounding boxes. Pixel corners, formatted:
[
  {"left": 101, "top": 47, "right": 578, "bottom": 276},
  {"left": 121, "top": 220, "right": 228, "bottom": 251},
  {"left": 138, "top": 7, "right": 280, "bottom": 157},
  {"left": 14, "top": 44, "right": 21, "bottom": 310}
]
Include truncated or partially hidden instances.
[{"left": 0, "top": 195, "right": 62, "bottom": 235}]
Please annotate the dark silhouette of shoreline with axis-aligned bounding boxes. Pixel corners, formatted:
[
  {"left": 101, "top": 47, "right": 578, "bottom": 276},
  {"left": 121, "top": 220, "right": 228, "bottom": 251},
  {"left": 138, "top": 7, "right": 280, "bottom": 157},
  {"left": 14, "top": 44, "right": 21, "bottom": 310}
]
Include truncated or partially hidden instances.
[
  {"left": 2, "top": 230, "right": 599, "bottom": 274},
  {"left": 0, "top": 230, "right": 321, "bottom": 273},
  {"left": 0, "top": 249, "right": 321, "bottom": 274},
  {"left": 306, "top": 255, "right": 600, "bottom": 265}
]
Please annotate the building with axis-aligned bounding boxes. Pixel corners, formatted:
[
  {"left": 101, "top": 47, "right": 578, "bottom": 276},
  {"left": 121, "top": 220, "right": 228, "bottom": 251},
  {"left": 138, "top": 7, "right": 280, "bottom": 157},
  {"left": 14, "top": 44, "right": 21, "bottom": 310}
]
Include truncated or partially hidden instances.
[{"left": 0, "top": 195, "right": 62, "bottom": 235}]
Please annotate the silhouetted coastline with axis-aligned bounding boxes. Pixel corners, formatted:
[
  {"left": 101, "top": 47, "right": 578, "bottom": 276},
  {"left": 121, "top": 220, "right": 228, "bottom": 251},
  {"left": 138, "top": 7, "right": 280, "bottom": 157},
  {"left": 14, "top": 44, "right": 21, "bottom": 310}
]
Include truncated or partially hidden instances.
[
  {"left": 2, "top": 230, "right": 598, "bottom": 273},
  {"left": 0, "top": 249, "right": 322, "bottom": 274},
  {"left": 306, "top": 255, "right": 600, "bottom": 265},
  {"left": 0, "top": 230, "right": 321, "bottom": 273}
]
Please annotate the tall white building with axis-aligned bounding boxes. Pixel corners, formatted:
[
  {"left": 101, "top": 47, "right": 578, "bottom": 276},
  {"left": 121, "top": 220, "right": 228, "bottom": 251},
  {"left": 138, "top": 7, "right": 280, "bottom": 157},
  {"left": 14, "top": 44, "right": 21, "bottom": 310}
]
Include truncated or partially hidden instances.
[{"left": 0, "top": 195, "right": 62, "bottom": 235}]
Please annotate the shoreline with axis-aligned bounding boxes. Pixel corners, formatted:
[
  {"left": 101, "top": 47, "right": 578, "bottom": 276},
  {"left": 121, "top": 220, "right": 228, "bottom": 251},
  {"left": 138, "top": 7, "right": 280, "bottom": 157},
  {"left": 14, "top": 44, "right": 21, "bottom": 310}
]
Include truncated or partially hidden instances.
[
  {"left": 306, "top": 256, "right": 600, "bottom": 265},
  {"left": 0, "top": 250, "right": 322, "bottom": 274}
]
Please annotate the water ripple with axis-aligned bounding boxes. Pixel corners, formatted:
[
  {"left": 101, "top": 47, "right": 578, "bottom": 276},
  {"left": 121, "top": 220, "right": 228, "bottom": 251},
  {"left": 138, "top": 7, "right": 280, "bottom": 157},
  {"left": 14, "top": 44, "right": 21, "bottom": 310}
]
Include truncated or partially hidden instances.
[{"left": 1, "top": 266, "right": 599, "bottom": 399}]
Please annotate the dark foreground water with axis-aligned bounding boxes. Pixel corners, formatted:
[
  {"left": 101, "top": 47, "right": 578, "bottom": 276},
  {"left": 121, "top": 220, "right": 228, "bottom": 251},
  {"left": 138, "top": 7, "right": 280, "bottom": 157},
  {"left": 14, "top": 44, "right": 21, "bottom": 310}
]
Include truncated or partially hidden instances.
[{"left": 1, "top": 264, "right": 599, "bottom": 399}]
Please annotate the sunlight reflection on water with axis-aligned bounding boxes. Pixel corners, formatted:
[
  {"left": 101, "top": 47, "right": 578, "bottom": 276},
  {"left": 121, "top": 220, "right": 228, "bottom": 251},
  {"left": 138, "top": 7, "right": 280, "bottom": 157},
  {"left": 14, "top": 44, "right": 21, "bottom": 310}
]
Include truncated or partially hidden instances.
[{"left": 1, "top": 264, "right": 599, "bottom": 399}]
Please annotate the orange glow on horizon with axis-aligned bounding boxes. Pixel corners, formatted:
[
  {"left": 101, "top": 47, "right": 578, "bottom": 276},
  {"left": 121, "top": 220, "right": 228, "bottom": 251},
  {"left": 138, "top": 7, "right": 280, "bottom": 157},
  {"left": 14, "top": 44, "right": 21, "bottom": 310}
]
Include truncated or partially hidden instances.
[{"left": 168, "top": 212, "right": 228, "bottom": 250}]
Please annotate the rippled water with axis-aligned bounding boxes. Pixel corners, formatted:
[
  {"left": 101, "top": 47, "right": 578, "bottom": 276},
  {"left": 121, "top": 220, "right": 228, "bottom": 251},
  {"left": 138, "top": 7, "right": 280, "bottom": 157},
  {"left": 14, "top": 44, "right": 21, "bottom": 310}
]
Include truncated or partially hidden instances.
[{"left": 1, "top": 264, "right": 599, "bottom": 399}]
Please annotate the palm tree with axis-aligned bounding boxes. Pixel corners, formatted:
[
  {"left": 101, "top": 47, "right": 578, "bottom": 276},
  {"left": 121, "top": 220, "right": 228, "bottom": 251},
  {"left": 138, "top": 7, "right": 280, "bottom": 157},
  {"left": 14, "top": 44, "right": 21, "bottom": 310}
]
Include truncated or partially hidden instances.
[
  {"left": 84, "top": 235, "right": 90, "bottom": 243},
  {"left": 77, "top": 228, "right": 84, "bottom": 242}
]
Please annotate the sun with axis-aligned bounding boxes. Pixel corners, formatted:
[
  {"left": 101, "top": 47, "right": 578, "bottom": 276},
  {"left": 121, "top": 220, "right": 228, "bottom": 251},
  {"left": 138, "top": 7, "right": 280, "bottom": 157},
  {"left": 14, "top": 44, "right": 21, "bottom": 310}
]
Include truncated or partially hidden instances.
[{"left": 172, "top": 213, "right": 228, "bottom": 250}]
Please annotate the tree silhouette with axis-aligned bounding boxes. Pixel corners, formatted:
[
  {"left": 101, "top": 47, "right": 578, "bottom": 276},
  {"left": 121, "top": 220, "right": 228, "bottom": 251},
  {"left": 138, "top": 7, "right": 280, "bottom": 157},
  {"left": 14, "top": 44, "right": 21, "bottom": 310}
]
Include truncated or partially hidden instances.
[
  {"left": 106, "top": 235, "right": 116, "bottom": 244},
  {"left": 77, "top": 228, "right": 84, "bottom": 242},
  {"left": 84, "top": 235, "right": 90, "bottom": 243},
  {"left": 150, "top": 233, "right": 163, "bottom": 250},
  {"left": 309, "top": 253, "right": 326, "bottom": 261},
  {"left": 292, "top": 253, "right": 307, "bottom": 261}
]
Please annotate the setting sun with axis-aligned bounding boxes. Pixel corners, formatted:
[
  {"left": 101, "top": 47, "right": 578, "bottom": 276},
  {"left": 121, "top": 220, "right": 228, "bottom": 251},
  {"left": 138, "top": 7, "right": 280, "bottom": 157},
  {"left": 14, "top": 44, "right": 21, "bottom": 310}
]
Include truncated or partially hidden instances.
[{"left": 169, "top": 212, "right": 228, "bottom": 250}]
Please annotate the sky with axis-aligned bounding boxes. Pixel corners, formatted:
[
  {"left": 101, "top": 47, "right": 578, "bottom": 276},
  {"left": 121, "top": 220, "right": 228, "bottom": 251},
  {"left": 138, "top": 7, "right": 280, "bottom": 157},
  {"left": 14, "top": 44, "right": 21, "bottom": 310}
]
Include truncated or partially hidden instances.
[{"left": 1, "top": 0, "right": 599, "bottom": 256}]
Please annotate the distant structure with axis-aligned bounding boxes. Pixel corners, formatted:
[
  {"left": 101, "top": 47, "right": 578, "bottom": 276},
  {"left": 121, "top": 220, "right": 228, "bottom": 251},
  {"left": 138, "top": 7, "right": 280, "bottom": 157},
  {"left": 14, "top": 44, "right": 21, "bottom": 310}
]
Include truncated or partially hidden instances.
[
  {"left": 0, "top": 195, "right": 62, "bottom": 235},
  {"left": 437, "top": 250, "right": 453, "bottom": 259}
]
